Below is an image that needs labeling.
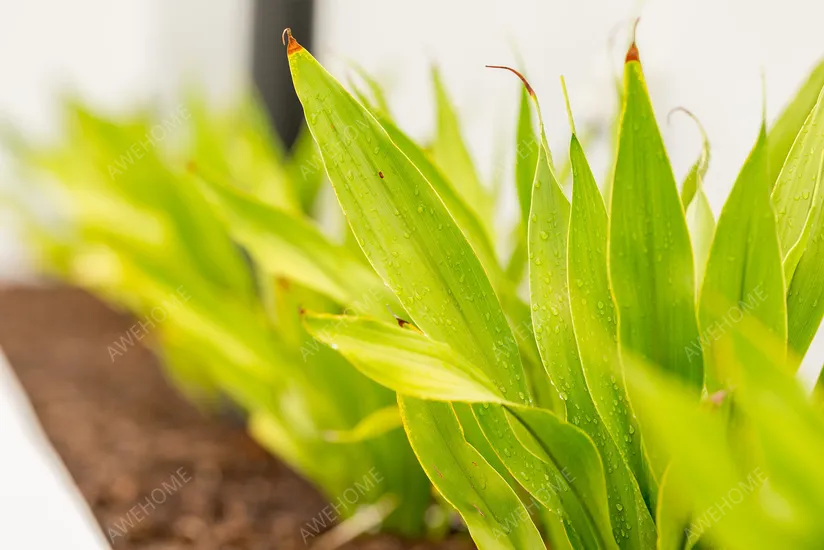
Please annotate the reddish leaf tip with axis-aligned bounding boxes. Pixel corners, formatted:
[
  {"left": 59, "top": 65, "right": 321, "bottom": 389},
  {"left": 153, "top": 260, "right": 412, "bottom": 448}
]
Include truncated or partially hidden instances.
[
  {"left": 282, "top": 28, "right": 303, "bottom": 55},
  {"left": 625, "top": 18, "right": 641, "bottom": 63},
  {"left": 485, "top": 65, "right": 535, "bottom": 97}
]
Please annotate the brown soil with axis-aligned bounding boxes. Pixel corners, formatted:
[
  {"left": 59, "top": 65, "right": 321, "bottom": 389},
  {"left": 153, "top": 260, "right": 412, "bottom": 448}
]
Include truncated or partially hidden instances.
[{"left": 0, "top": 286, "right": 475, "bottom": 550}]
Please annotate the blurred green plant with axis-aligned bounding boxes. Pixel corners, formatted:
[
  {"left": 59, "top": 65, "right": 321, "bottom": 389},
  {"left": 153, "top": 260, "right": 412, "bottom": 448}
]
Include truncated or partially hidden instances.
[{"left": 7, "top": 93, "right": 433, "bottom": 539}]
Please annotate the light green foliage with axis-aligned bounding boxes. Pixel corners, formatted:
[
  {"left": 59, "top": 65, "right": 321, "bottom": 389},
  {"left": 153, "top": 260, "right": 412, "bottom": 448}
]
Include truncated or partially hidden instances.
[
  {"left": 698, "top": 125, "right": 787, "bottom": 393},
  {"left": 12, "top": 25, "right": 824, "bottom": 550},
  {"left": 610, "top": 54, "right": 703, "bottom": 393},
  {"left": 766, "top": 58, "right": 824, "bottom": 189}
]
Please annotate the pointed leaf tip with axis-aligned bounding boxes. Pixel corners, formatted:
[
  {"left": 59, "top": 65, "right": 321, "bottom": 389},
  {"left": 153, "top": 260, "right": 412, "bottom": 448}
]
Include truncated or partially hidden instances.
[
  {"left": 282, "top": 28, "right": 302, "bottom": 55},
  {"left": 485, "top": 65, "right": 535, "bottom": 97}
]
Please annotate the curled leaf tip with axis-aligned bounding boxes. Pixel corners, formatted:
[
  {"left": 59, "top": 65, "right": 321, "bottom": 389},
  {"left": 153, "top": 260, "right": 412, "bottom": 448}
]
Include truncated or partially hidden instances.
[
  {"left": 282, "top": 28, "right": 302, "bottom": 55},
  {"left": 485, "top": 65, "right": 535, "bottom": 97},
  {"left": 625, "top": 18, "right": 641, "bottom": 63}
]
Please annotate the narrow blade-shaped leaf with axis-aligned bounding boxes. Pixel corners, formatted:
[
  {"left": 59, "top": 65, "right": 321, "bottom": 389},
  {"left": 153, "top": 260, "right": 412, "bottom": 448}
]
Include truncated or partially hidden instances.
[
  {"left": 685, "top": 189, "right": 715, "bottom": 289},
  {"left": 675, "top": 109, "right": 715, "bottom": 287},
  {"left": 506, "top": 406, "right": 619, "bottom": 550},
  {"left": 398, "top": 397, "right": 545, "bottom": 550},
  {"left": 324, "top": 405, "right": 402, "bottom": 443},
  {"left": 516, "top": 85, "right": 540, "bottom": 226},
  {"left": 771, "top": 86, "right": 824, "bottom": 257},
  {"left": 374, "top": 112, "right": 500, "bottom": 285},
  {"left": 303, "top": 313, "right": 506, "bottom": 404},
  {"left": 567, "top": 135, "right": 653, "bottom": 504},
  {"left": 698, "top": 124, "right": 787, "bottom": 392},
  {"left": 517, "top": 71, "right": 655, "bottom": 546},
  {"left": 609, "top": 44, "right": 703, "bottom": 390},
  {"left": 286, "top": 33, "right": 531, "bottom": 403},
  {"left": 787, "top": 164, "right": 824, "bottom": 362},
  {"left": 767, "top": 58, "right": 824, "bottom": 189}
]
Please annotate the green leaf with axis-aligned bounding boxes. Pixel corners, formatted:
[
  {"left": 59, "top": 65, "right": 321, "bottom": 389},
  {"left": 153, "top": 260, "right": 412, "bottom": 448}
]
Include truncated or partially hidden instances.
[
  {"left": 505, "top": 405, "right": 619, "bottom": 550},
  {"left": 654, "top": 465, "right": 694, "bottom": 550},
  {"left": 673, "top": 109, "right": 715, "bottom": 288},
  {"left": 677, "top": 110, "right": 711, "bottom": 209},
  {"left": 771, "top": 86, "right": 824, "bottom": 257},
  {"left": 515, "top": 85, "right": 540, "bottom": 226},
  {"left": 431, "top": 68, "right": 494, "bottom": 240},
  {"left": 622, "top": 352, "right": 793, "bottom": 549},
  {"left": 698, "top": 124, "right": 787, "bottom": 393},
  {"left": 787, "top": 156, "right": 824, "bottom": 363},
  {"left": 783, "top": 155, "right": 823, "bottom": 283},
  {"left": 303, "top": 313, "right": 506, "bottom": 404},
  {"left": 373, "top": 112, "right": 500, "bottom": 285},
  {"left": 286, "top": 34, "right": 531, "bottom": 404},
  {"left": 398, "top": 397, "right": 546, "bottom": 550},
  {"left": 767, "top": 58, "right": 824, "bottom": 189},
  {"left": 323, "top": 405, "right": 402, "bottom": 443},
  {"left": 510, "top": 69, "right": 655, "bottom": 547},
  {"left": 609, "top": 45, "right": 703, "bottom": 390},
  {"left": 300, "top": 308, "right": 616, "bottom": 547},
  {"left": 191, "top": 167, "right": 392, "bottom": 315},
  {"left": 567, "top": 134, "right": 654, "bottom": 506},
  {"left": 728, "top": 323, "right": 824, "bottom": 537},
  {"left": 685, "top": 189, "right": 716, "bottom": 289},
  {"left": 286, "top": 125, "right": 326, "bottom": 213}
]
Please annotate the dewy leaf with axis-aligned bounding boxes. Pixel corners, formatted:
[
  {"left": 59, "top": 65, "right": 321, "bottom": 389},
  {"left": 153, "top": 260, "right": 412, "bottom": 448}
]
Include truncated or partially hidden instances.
[
  {"left": 783, "top": 154, "right": 823, "bottom": 283},
  {"left": 498, "top": 65, "right": 655, "bottom": 547},
  {"left": 286, "top": 31, "right": 532, "bottom": 404},
  {"left": 505, "top": 406, "right": 619, "bottom": 550},
  {"left": 430, "top": 68, "right": 494, "bottom": 240},
  {"left": 398, "top": 397, "right": 546, "bottom": 550},
  {"left": 303, "top": 314, "right": 507, "bottom": 404},
  {"left": 190, "top": 167, "right": 392, "bottom": 315},
  {"left": 698, "top": 124, "right": 787, "bottom": 392},
  {"left": 787, "top": 155, "right": 824, "bottom": 363},
  {"left": 771, "top": 85, "right": 824, "bottom": 257},
  {"left": 567, "top": 133, "right": 654, "bottom": 505},
  {"left": 515, "top": 84, "right": 540, "bottom": 227},
  {"left": 374, "top": 112, "right": 500, "bottom": 287},
  {"left": 766, "top": 58, "right": 824, "bottom": 189},
  {"left": 609, "top": 40, "right": 703, "bottom": 390}
]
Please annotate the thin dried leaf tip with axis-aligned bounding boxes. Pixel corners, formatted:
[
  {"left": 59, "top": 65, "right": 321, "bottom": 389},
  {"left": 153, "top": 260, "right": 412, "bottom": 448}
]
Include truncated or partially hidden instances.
[
  {"left": 485, "top": 65, "right": 535, "bottom": 97},
  {"left": 560, "top": 75, "right": 577, "bottom": 135},
  {"left": 625, "top": 18, "right": 641, "bottom": 63},
  {"left": 282, "top": 28, "right": 302, "bottom": 55}
]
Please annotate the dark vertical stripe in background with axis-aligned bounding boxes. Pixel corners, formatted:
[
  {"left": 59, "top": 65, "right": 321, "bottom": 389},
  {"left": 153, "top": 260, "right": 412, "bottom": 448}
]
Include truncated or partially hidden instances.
[{"left": 252, "top": 0, "right": 315, "bottom": 149}]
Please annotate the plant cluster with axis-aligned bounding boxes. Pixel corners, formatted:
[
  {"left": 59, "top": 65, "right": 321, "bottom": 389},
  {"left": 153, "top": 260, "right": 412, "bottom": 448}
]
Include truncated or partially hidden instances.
[{"left": 8, "top": 23, "right": 824, "bottom": 549}]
